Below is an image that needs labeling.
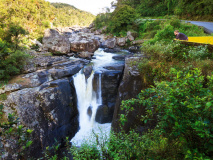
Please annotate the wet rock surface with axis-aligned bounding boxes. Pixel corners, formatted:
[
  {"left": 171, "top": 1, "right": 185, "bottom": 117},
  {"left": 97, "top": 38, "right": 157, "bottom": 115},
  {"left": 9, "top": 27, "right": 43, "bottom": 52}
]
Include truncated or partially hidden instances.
[
  {"left": 93, "top": 63, "right": 124, "bottom": 124},
  {"left": 95, "top": 105, "right": 113, "bottom": 124}
]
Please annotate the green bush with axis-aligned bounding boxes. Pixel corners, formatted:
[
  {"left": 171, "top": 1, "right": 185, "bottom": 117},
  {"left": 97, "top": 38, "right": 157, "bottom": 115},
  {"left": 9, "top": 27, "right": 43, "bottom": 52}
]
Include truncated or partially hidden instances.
[
  {"left": 0, "top": 39, "right": 30, "bottom": 80},
  {"left": 120, "top": 68, "right": 213, "bottom": 159},
  {"left": 107, "top": 5, "right": 139, "bottom": 35},
  {"left": 0, "top": 105, "right": 33, "bottom": 159}
]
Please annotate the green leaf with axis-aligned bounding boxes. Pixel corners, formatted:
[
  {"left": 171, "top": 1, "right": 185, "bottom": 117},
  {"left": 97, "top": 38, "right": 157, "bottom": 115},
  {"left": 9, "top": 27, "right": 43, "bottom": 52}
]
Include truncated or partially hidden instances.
[{"left": 206, "top": 102, "right": 212, "bottom": 107}]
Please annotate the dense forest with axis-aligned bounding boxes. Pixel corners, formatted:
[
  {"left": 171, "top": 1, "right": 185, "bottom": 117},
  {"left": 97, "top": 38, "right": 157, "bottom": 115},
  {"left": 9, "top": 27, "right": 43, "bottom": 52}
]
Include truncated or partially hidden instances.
[{"left": 116, "top": 0, "right": 213, "bottom": 19}]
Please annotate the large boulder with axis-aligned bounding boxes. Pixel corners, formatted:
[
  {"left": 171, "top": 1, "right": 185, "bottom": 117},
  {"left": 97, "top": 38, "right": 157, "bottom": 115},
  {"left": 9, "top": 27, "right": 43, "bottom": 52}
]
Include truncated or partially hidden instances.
[
  {"left": 117, "top": 37, "right": 126, "bottom": 46},
  {"left": 102, "top": 38, "right": 116, "bottom": 49},
  {"left": 42, "top": 29, "right": 70, "bottom": 54},
  {"left": 127, "top": 31, "right": 138, "bottom": 41},
  {"left": 3, "top": 78, "right": 79, "bottom": 159},
  {"left": 70, "top": 39, "right": 100, "bottom": 53},
  {"left": 95, "top": 105, "right": 113, "bottom": 124}
]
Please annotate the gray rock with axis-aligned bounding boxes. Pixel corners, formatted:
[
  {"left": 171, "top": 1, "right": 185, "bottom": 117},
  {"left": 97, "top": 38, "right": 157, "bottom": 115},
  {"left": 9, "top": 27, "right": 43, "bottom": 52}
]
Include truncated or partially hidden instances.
[
  {"left": 103, "top": 64, "right": 124, "bottom": 71},
  {"left": 81, "top": 28, "right": 91, "bottom": 33},
  {"left": 95, "top": 105, "right": 113, "bottom": 124},
  {"left": 112, "top": 55, "right": 157, "bottom": 133},
  {"left": 70, "top": 39, "right": 100, "bottom": 53},
  {"left": 127, "top": 31, "right": 138, "bottom": 41},
  {"left": 102, "top": 38, "right": 116, "bottom": 49},
  {"left": 117, "top": 37, "right": 126, "bottom": 46},
  {"left": 0, "top": 83, "right": 22, "bottom": 94},
  {"left": 112, "top": 55, "right": 126, "bottom": 61},
  {"left": 78, "top": 51, "right": 94, "bottom": 59},
  {"left": 42, "top": 29, "right": 70, "bottom": 54},
  {"left": 83, "top": 65, "right": 93, "bottom": 79},
  {"left": 94, "top": 29, "right": 102, "bottom": 35},
  {"left": 4, "top": 78, "right": 79, "bottom": 159},
  {"left": 87, "top": 106, "right": 92, "bottom": 120},
  {"left": 15, "top": 60, "right": 85, "bottom": 90}
]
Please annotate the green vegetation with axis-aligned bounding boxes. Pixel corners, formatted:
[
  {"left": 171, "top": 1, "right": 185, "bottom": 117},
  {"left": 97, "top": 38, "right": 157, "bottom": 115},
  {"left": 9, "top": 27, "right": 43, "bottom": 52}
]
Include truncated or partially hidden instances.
[
  {"left": 0, "top": 0, "right": 95, "bottom": 40},
  {"left": 107, "top": 5, "right": 139, "bottom": 35},
  {"left": 72, "top": 2, "right": 213, "bottom": 158},
  {"left": 116, "top": 0, "right": 213, "bottom": 21},
  {"left": 93, "top": 0, "right": 212, "bottom": 36},
  {"left": 51, "top": 3, "right": 95, "bottom": 27},
  {"left": 0, "top": 25, "right": 30, "bottom": 81},
  {"left": 0, "top": 105, "right": 33, "bottom": 159},
  {"left": 0, "top": 0, "right": 95, "bottom": 81}
]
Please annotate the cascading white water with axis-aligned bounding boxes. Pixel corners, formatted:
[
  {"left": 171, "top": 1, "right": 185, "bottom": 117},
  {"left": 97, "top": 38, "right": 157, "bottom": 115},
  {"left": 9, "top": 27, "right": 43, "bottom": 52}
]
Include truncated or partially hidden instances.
[
  {"left": 71, "top": 48, "right": 128, "bottom": 146},
  {"left": 97, "top": 73, "right": 102, "bottom": 105}
]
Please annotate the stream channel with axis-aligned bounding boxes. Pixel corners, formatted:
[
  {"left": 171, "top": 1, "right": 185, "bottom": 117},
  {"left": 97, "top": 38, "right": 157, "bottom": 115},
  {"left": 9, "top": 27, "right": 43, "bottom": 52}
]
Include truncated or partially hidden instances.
[{"left": 71, "top": 48, "right": 128, "bottom": 146}]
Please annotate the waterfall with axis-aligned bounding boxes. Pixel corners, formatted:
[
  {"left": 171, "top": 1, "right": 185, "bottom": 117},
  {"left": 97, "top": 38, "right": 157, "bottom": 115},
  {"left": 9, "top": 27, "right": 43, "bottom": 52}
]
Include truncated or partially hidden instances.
[
  {"left": 71, "top": 48, "right": 127, "bottom": 146},
  {"left": 71, "top": 69, "right": 110, "bottom": 146},
  {"left": 97, "top": 73, "right": 102, "bottom": 105},
  {"left": 73, "top": 70, "right": 96, "bottom": 130}
]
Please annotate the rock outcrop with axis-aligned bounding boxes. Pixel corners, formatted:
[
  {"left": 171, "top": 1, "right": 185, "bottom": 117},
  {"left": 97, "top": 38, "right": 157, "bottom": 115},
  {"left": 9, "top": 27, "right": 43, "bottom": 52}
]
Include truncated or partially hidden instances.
[
  {"left": 70, "top": 39, "right": 100, "bottom": 53},
  {"left": 117, "top": 37, "right": 127, "bottom": 46},
  {"left": 95, "top": 105, "right": 112, "bottom": 123},
  {"left": 102, "top": 38, "right": 117, "bottom": 49},
  {"left": 94, "top": 64, "right": 124, "bottom": 124},
  {"left": 112, "top": 55, "right": 157, "bottom": 133},
  {"left": 40, "top": 28, "right": 101, "bottom": 57},
  {"left": 42, "top": 29, "right": 70, "bottom": 54},
  {"left": 4, "top": 78, "right": 78, "bottom": 158},
  {"left": 0, "top": 52, "right": 90, "bottom": 159},
  {"left": 127, "top": 31, "right": 138, "bottom": 41}
]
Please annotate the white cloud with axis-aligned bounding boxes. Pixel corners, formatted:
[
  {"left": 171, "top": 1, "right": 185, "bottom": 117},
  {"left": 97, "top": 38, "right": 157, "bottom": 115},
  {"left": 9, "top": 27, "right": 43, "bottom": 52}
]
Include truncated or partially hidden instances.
[{"left": 46, "top": 0, "right": 114, "bottom": 15}]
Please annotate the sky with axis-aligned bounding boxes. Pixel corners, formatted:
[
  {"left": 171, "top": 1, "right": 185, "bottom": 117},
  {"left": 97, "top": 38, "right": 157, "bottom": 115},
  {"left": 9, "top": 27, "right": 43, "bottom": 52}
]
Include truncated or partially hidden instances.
[{"left": 46, "top": 0, "right": 115, "bottom": 15}]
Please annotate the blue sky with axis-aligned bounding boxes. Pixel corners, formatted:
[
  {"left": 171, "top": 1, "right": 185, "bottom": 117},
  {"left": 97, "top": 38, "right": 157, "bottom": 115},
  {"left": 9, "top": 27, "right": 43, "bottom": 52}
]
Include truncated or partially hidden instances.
[{"left": 46, "top": 0, "right": 115, "bottom": 15}]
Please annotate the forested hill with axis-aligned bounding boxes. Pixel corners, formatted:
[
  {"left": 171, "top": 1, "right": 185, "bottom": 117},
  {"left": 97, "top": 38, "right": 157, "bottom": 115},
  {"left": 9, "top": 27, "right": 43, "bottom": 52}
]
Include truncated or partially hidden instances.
[
  {"left": 115, "top": 0, "right": 213, "bottom": 21},
  {"left": 51, "top": 2, "right": 95, "bottom": 27},
  {"left": 0, "top": 0, "right": 95, "bottom": 39}
]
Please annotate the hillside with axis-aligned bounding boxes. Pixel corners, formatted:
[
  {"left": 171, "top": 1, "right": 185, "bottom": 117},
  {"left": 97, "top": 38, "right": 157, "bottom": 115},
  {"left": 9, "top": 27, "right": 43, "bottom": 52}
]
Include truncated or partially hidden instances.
[
  {"left": 0, "top": 0, "right": 95, "bottom": 40},
  {"left": 0, "top": 0, "right": 95, "bottom": 81},
  {"left": 51, "top": 2, "right": 95, "bottom": 27}
]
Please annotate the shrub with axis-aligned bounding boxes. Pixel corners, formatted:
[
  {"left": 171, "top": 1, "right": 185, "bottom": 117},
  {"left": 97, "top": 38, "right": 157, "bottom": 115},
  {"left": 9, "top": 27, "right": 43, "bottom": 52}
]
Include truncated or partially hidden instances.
[
  {"left": 107, "top": 5, "right": 139, "bottom": 35},
  {"left": 120, "top": 68, "right": 213, "bottom": 159},
  {"left": 0, "top": 105, "right": 33, "bottom": 159},
  {"left": 0, "top": 39, "right": 30, "bottom": 80}
]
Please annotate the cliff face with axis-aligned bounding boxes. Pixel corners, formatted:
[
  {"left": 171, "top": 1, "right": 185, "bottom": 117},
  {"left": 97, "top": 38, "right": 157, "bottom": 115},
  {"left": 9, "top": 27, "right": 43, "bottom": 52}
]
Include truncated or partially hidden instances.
[
  {"left": 111, "top": 55, "right": 157, "bottom": 133},
  {"left": 0, "top": 52, "right": 90, "bottom": 159},
  {"left": 5, "top": 78, "right": 78, "bottom": 158}
]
